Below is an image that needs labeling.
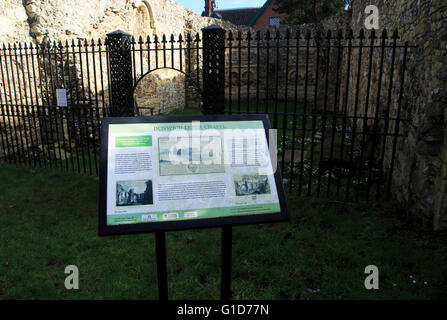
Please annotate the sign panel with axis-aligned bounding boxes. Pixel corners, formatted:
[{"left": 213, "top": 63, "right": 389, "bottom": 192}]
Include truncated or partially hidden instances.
[
  {"left": 56, "top": 88, "right": 68, "bottom": 107},
  {"left": 98, "top": 114, "right": 288, "bottom": 235}
]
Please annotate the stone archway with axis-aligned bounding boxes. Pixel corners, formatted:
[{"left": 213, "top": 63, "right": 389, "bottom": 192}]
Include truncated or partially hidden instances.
[
  {"left": 134, "top": 69, "right": 203, "bottom": 116},
  {"left": 132, "top": 0, "right": 156, "bottom": 38}
]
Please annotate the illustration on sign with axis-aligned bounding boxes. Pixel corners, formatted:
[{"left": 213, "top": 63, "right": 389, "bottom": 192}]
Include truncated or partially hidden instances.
[{"left": 98, "top": 115, "right": 288, "bottom": 235}]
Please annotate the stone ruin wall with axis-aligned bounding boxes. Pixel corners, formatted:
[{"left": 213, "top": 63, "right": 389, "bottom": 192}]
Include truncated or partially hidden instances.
[
  {"left": 0, "top": 0, "right": 233, "bottom": 43},
  {"left": 357, "top": 0, "right": 446, "bottom": 231},
  {"left": 218, "top": 0, "right": 447, "bottom": 230},
  {"left": 318, "top": 0, "right": 447, "bottom": 230},
  {"left": 224, "top": 24, "right": 321, "bottom": 105},
  {"left": 1, "top": 0, "right": 446, "bottom": 230},
  {"left": 0, "top": 0, "right": 237, "bottom": 114},
  {"left": 0, "top": 0, "right": 317, "bottom": 114},
  {"left": 0, "top": 0, "right": 235, "bottom": 158}
]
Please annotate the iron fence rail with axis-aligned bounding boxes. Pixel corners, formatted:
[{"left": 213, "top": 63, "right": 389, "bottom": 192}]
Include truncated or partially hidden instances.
[{"left": 0, "top": 27, "right": 412, "bottom": 202}]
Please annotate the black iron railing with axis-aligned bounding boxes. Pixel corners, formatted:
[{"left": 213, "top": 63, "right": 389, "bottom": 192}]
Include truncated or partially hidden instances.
[{"left": 0, "top": 27, "right": 413, "bottom": 201}]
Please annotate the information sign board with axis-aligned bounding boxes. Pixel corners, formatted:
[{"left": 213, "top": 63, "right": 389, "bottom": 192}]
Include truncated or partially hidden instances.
[{"left": 98, "top": 114, "right": 288, "bottom": 235}]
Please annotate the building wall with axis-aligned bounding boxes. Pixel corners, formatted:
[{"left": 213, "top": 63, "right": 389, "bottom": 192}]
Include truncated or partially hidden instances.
[
  {"left": 0, "top": 0, "right": 236, "bottom": 117},
  {"left": 0, "top": 0, "right": 32, "bottom": 43},
  {"left": 1, "top": 0, "right": 446, "bottom": 230},
  {"left": 251, "top": 0, "right": 289, "bottom": 30},
  {"left": 232, "top": 0, "right": 447, "bottom": 230},
  {"left": 0, "top": 0, "right": 234, "bottom": 43},
  {"left": 319, "top": 0, "right": 447, "bottom": 230},
  {"left": 224, "top": 24, "right": 319, "bottom": 104}
]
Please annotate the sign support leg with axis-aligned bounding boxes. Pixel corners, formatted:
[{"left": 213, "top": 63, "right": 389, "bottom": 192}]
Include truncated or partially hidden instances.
[
  {"left": 221, "top": 226, "right": 232, "bottom": 300},
  {"left": 155, "top": 231, "right": 168, "bottom": 300}
]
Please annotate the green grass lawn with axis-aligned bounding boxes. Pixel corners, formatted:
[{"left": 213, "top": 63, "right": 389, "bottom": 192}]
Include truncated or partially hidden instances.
[{"left": 0, "top": 163, "right": 446, "bottom": 300}]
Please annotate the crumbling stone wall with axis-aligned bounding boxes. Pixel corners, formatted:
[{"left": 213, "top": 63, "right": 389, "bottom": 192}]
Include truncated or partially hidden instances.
[
  {"left": 134, "top": 69, "right": 194, "bottom": 115},
  {"left": 356, "top": 0, "right": 446, "bottom": 230},
  {"left": 224, "top": 0, "right": 447, "bottom": 230},
  {"left": 1, "top": 0, "right": 445, "bottom": 230},
  {"left": 0, "top": 1, "right": 32, "bottom": 43},
  {"left": 3, "top": 0, "right": 231, "bottom": 43},
  {"left": 319, "top": 0, "right": 447, "bottom": 230},
  {"left": 0, "top": 0, "right": 236, "bottom": 113},
  {"left": 0, "top": 0, "right": 234, "bottom": 161},
  {"left": 224, "top": 25, "right": 320, "bottom": 104}
]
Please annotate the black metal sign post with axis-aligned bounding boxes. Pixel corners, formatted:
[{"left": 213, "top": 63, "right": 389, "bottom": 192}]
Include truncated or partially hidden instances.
[
  {"left": 221, "top": 226, "right": 232, "bottom": 300},
  {"left": 98, "top": 115, "right": 289, "bottom": 301},
  {"left": 155, "top": 214, "right": 233, "bottom": 301},
  {"left": 155, "top": 231, "right": 168, "bottom": 300},
  {"left": 155, "top": 225, "right": 232, "bottom": 301}
]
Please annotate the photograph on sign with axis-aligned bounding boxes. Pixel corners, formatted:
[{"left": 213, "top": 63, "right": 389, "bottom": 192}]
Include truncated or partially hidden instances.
[{"left": 98, "top": 115, "right": 288, "bottom": 235}]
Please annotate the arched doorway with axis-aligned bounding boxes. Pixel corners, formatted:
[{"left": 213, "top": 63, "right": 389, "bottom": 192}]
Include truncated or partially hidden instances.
[
  {"left": 132, "top": 0, "right": 156, "bottom": 38},
  {"left": 133, "top": 69, "right": 202, "bottom": 116}
]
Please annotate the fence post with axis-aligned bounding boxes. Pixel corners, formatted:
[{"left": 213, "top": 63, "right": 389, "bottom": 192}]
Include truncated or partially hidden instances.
[
  {"left": 202, "top": 25, "right": 226, "bottom": 115},
  {"left": 106, "top": 30, "right": 134, "bottom": 117}
]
